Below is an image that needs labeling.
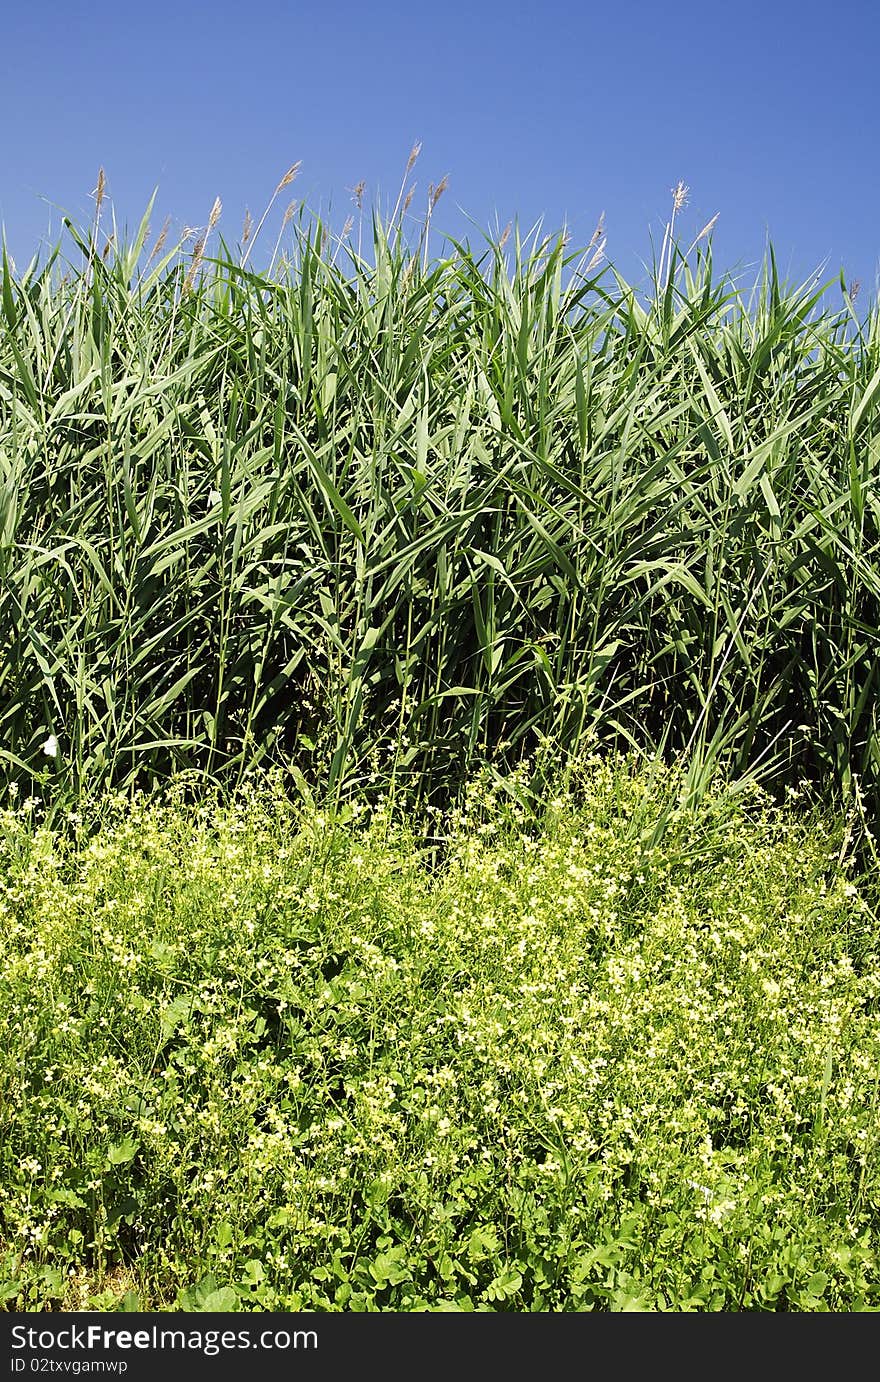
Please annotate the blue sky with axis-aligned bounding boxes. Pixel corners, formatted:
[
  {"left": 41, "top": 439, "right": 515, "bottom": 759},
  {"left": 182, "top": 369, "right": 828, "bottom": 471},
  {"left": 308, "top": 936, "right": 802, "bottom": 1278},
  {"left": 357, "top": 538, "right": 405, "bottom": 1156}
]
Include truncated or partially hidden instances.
[{"left": 2, "top": 0, "right": 878, "bottom": 299}]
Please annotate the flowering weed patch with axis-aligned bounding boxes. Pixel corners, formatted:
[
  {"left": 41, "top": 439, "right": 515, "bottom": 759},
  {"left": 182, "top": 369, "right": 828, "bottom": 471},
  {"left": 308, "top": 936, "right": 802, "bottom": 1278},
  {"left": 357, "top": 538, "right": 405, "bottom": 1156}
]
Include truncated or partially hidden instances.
[{"left": 1, "top": 758, "right": 878, "bottom": 1310}]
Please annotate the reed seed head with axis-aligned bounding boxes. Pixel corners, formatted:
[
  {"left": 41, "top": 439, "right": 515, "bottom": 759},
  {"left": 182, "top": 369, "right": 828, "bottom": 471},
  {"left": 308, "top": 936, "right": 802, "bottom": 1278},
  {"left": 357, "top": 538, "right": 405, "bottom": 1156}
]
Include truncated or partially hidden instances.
[
  {"left": 585, "top": 242, "right": 605, "bottom": 273},
  {"left": 148, "top": 215, "right": 171, "bottom": 263},
  {"left": 275, "top": 162, "right": 302, "bottom": 195},
  {"left": 693, "top": 213, "right": 719, "bottom": 244},
  {"left": 183, "top": 234, "right": 207, "bottom": 293},
  {"left": 429, "top": 176, "right": 448, "bottom": 211}
]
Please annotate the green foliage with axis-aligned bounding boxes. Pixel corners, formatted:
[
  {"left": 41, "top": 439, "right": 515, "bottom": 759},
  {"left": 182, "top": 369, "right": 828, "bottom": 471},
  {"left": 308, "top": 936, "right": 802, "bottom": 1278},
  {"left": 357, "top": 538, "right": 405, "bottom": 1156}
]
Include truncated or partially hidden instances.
[
  {"left": 1, "top": 757, "right": 878, "bottom": 1311},
  {"left": 2, "top": 199, "right": 880, "bottom": 821}
]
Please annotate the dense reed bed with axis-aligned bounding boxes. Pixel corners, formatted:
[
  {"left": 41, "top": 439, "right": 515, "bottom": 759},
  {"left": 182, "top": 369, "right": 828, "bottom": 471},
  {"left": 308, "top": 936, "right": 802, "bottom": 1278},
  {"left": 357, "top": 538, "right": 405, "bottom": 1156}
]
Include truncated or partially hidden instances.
[{"left": 2, "top": 171, "right": 880, "bottom": 824}]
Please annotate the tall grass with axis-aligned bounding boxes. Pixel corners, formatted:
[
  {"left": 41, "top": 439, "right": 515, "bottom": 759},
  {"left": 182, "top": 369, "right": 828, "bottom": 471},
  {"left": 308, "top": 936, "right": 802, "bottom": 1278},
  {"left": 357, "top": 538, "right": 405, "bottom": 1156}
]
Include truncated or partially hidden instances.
[{"left": 2, "top": 172, "right": 880, "bottom": 824}]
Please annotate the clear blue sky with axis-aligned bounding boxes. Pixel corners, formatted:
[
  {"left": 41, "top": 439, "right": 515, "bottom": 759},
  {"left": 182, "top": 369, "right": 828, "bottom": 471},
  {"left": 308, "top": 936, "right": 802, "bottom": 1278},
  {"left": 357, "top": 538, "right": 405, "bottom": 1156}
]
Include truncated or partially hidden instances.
[{"left": 2, "top": 0, "right": 878, "bottom": 298}]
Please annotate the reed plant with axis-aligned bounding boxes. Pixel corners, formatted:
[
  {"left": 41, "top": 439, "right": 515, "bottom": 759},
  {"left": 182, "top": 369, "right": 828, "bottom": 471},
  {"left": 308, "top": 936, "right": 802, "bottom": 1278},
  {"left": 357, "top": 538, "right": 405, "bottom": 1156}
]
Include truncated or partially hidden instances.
[{"left": 1, "top": 167, "right": 879, "bottom": 828}]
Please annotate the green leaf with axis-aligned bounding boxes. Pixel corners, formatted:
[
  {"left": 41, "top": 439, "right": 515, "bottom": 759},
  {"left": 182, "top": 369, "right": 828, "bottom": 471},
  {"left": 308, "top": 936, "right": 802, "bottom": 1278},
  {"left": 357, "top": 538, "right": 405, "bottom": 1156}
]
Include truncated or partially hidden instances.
[
  {"left": 106, "top": 1135, "right": 139, "bottom": 1166},
  {"left": 200, "top": 1287, "right": 238, "bottom": 1312},
  {"left": 369, "top": 1247, "right": 410, "bottom": 1287}
]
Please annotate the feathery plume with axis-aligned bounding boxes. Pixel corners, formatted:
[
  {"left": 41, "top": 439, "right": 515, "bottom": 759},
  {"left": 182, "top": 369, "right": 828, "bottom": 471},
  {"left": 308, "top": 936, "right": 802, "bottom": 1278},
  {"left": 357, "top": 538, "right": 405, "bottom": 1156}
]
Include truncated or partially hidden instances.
[
  {"left": 683, "top": 212, "right": 719, "bottom": 259},
  {"left": 275, "top": 162, "right": 302, "bottom": 194},
  {"left": 429, "top": 176, "right": 448, "bottom": 211},
  {"left": 183, "top": 234, "right": 206, "bottom": 293},
  {"left": 183, "top": 196, "right": 220, "bottom": 293},
  {"left": 659, "top": 179, "right": 690, "bottom": 291},
  {"left": 243, "top": 160, "right": 302, "bottom": 266},
  {"left": 392, "top": 142, "right": 422, "bottom": 226},
  {"left": 693, "top": 213, "right": 719, "bottom": 244},
  {"left": 585, "top": 240, "right": 606, "bottom": 273},
  {"left": 588, "top": 211, "right": 605, "bottom": 250},
  {"left": 147, "top": 214, "right": 171, "bottom": 264}
]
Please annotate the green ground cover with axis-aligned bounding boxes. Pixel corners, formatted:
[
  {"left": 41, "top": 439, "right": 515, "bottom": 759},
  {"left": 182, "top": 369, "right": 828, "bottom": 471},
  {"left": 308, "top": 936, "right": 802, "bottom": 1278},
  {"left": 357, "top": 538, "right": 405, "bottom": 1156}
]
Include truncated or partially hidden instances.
[{"left": 2, "top": 756, "right": 878, "bottom": 1311}]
